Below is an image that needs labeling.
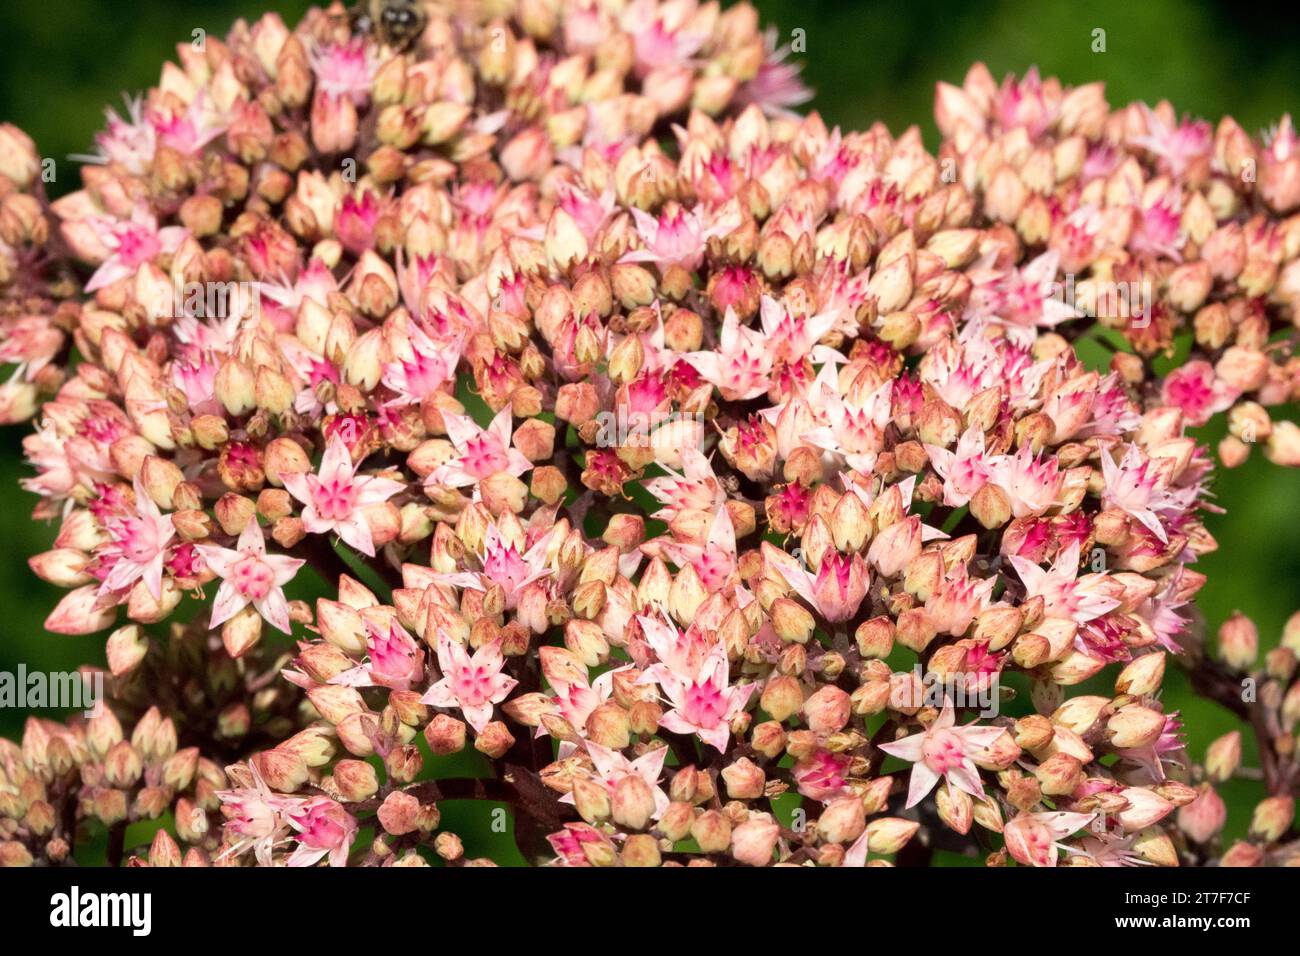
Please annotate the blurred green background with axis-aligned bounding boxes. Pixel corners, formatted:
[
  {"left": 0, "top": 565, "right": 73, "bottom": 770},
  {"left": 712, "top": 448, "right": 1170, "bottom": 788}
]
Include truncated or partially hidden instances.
[{"left": 1, "top": 0, "right": 1299, "bottom": 851}]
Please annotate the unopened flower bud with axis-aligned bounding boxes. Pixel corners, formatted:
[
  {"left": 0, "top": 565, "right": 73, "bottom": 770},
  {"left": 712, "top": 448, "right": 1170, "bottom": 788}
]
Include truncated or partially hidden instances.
[{"left": 1217, "top": 612, "right": 1258, "bottom": 671}]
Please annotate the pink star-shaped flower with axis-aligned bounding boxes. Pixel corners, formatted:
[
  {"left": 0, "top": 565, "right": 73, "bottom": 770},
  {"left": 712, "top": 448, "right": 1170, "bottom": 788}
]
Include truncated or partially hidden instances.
[
  {"left": 560, "top": 741, "right": 670, "bottom": 819},
  {"left": 878, "top": 700, "right": 1006, "bottom": 808},
  {"left": 925, "top": 426, "right": 999, "bottom": 508},
  {"left": 1101, "top": 443, "right": 1177, "bottom": 543},
  {"left": 196, "top": 520, "right": 304, "bottom": 634},
  {"left": 424, "top": 406, "right": 532, "bottom": 489},
  {"left": 1008, "top": 541, "right": 1122, "bottom": 624},
  {"left": 284, "top": 797, "right": 357, "bottom": 868},
  {"left": 282, "top": 435, "right": 405, "bottom": 556},
  {"left": 421, "top": 632, "right": 518, "bottom": 732},
  {"left": 328, "top": 618, "right": 425, "bottom": 691},
  {"left": 98, "top": 477, "right": 176, "bottom": 601},
  {"left": 644, "top": 642, "right": 753, "bottom": 753},
  {"left": 1004, "top": 810, "right": 1098, "bottom": 867},
  {"left": 82, "top": 206, "right": 188, "bottom": 293}
]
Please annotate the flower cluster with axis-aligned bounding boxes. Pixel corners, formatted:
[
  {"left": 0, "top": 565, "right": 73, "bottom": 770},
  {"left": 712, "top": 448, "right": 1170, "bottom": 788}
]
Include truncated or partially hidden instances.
[
  {"left": 0, "top": 123, "right": 73, "bottom": 426},
  {"left": 935, "top": 64, "right": 1300, "bottom": 468},
  {"left": 0, "top": 615, "right": 304, "bottom": 866},
  {"left": 0, "top": 0, "right": 1295, "bottom": 867},
  {"left": 0, "top": 706, "right": 226, "bottom": 867},
  {"left": 1171, "top": 610, "right": 1300, "bottom": 866}
]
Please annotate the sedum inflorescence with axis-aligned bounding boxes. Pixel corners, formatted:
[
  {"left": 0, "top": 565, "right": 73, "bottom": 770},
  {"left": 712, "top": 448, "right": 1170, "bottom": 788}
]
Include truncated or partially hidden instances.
[{"left": 0, "top": 0, "right": 1298, "bottom": 868}]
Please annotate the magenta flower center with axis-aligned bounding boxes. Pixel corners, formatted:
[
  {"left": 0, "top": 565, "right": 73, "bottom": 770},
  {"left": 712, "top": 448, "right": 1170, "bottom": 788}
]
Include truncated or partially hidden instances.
[
  {"left": 114, "top": 225, "right": 161, "bottom": 268},
  {"left": 683, "top": 681, "right": 726, "bottom": 729},
  {"left": 231, "top": 555, "right": 275, "bottom": 600},
  {"left": 452, "top": 665, "right": 497, "bottom": 707},
  {"left": 461, "top": 435, "right": 508, "bottom": 477},
  {"left": 118, "top": 516, "right": 165, "bottom": 563},
  {"left": 314, "top": 477, "right": 358, "bottom": 521},
  {"left": 921, "top": 728, "right": 967, "bottom": 774}
]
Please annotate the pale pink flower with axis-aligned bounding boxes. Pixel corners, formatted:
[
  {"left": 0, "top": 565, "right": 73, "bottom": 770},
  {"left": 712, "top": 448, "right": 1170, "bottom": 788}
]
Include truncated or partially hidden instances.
[
  {"left": 541, "top": 667, "right": 623, "bottom": 741},
  {"left": 310, "top": 38, "right": 377, "bottom": 104},
  {"left": 1071, "top": 827, "right": 1153, "bottom": 867},
  {"left": 281, "top": 435, "right": 405, "bottom": 556},
  {"left": 620, "top": 0, "right": 708, "bottom": 74},
  {"left": 637, "top": 614, "right": 718, "bottom": 685},
  {"left": 684, "top": 308, "right": 773, "bottom": 401},
  {"left": 920, "top": 329, "right": 1049, "bottom": 414},
  {"left": 196, "top": 520, "right": 304, "bottom": 633},
  {"left": 0, "top": 316, "right": 64, "bottom": 380},
  {"left": 284, "top": 797, "right": 357, "bottom": 868},
  {"left": 554, "top": 183, "right": 617, "bottom": 242},
  {"left": 82, "top": 206, "right": 187, "bottom": 292},
  {"left": 170, "top": 354, "right": 221, "bottom": 415},
  {"left": 990, "top": 446, "right": 1064, "bottom": 518},
  {"left": 1136, "top": 571, "right": 1191, "bottom": 653},
  {"left": 70, "top": 96, "right": 155, "bottom": 175},
  {"left": 652, "top": 506, "right": 738, "bottom": 591},
  {"left": 800, "top": 377, "right": 892, "bottom": 474},
  {"left": 646, "top": 642, "right": 753, "bottom": 753},
  {"left": 1116, "top": 712, "right": 1185, "bottom": 783},
  {"left": 560, "top": 741, "right": 670, "bottom": 819},
  {"left": 762, "top": 542, "right": 869, "bottom": 623},
  {"left": 1077, "top": 372, "right": 1143, "bottom": 439},
  {"left": 1130, "top": 187, "right": 1185, "bottom": 260},
  {"left": 258, "top": 258, "right": 340, "bottom": 331},
  {"left": 148, "top": 92, "right": 227, "bottom": 157},
  {"left": 757, "top": 295, "right": 839, "bottom": 364},
  {"left": 993, "top": 66, "right": 1055, "bottom": 139},
  {"left": 421, "top": 633, "right": 518, "bottom": 732},
  {"left": 276, "top": 337, "right": 341, "bottom": 419},
  {"left": 1004, "top": 810, "right": 1097, "bottom": 867},
  {"left": 1101, "top": 444, "right": 1178, "bottom": 543},
  {"left": 436, "top": 524, "right": 552, "bottom": 609},
  {"left": 21, "top": 425, "right": 78, "bottom": 502},
  {"left": 925, "top": 426, "right": 998, "bottom": 507},
  {"left": 738, "top": 27, "right": 814, "bottom": 118},
  {"left": 215, "top": 763, "right": 300, "bottom": 866},
  {"left": 425, "top": 406, "right": 532, "bottom": 488},
  {"left": 967, "top": 250, "right": 1080, "bottom": 337},
  {"left": 395, "top": 250, "right": 448, "bottom": 316},
  {"left": 1008, "top": 541, "right": 1122, "bottom": 624},
  {"left": 98, "top": 478, "right": 176, "bottom": 600},
  {"left": 1133, "top": 106, "right": 1211, "bottom": 178},
  {"left": 330, "top": 619, "right": 425, "bottom": 691},
  {"left": 878, "top": 700, "right": 1005, "bottom": 808},
  {"left": 1160, "top": 360, "right": 1239, "bottom": 426},
  {"left": 621, "top": 203, "right": 740, "bottom": 271},
  {"left": 382, "top": 325, "right": 462, "bottom": 406},
  {"left": 926, "top": 567, "right": 998, "bottom": 637},
  {"left": 641, "top": 449, "right": 727, "bottom": 521}
]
